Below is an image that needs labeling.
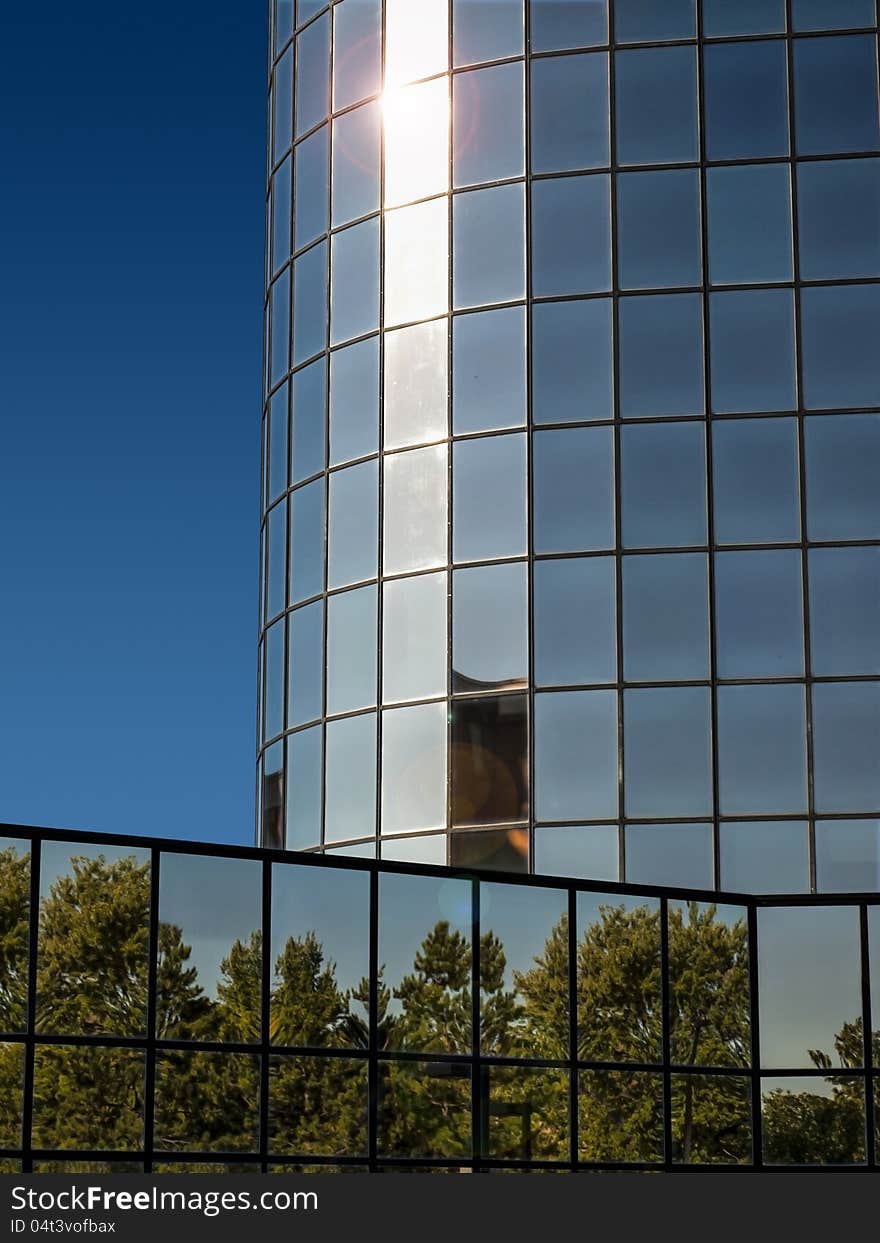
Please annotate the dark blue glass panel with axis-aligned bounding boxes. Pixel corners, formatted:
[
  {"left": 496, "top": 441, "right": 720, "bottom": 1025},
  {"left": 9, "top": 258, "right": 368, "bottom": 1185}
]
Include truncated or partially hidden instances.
[
  {"left": 291, "top": 356, "right": 326, "bottom": 484},
  {"left": 535, "top": 691, "right": 618, "bottom": 821},
  {"left": 453, "top": 183, "right": 526, "bottom": 308},
  {"left": 624, "top": 687, "right": 713, "bottom": 818},
  {"left": 332, "top": 102, "right": 381, "bottom": 227},
  {"left": 533, "top": 426, "right": 615, "bottom": 554},
  {"left": 534, "top": 557, "right": 616, "bottom": 687},
  {"left": 714, "top": 550, "right": 804, "bottom": 678},
  {"left": 622, "top": 553, "right": 710, "bottom": 682},
  {"left": 804, "top": 414, "right": 880, "bottom": 541},
  {"left": 295, "top": 13, "right": 330, "bottom": 137},
  {"left": 330, "top": 336, "right": 379, "bottom": 465},
  {"left": 294, "top": 125, "right": 329, "bottom": 250},
  {"left": 530, "top": 0, "right": 608, "bottom": 51},
  {"left": 289, "top": 477, "right": 325, "bottom": 603},
  {"left": 704, "top": 41, "right": 789, "bottom": 160},
  {"left": 717, "top": 686, "right": 808, "bottom": 816},
  {"left": 272, "top": 157, "right": 292, "bottom": 274},
  {"left": 792, "top": 0, "right": 876, "bottom": 30},
  {"left": 615, "top": 46, "right": 699, "bottom": 165},
  {"left": 614, "top": 0, "right": 695, "bottom": 41},
  {"left": 617, "top": 169, "right": 702, "bottom": 289},
  {"left": 330, "top": 218, "right": 380, "bottom": 346},
  {"left": 793, "top": 35, "right": 880, "bottom": 155},
  {"left": 270, "top": 270, "right": 290, "bottom": 387},
  {"left": 286, "top": 726, "right": 322, "bottom": 849},
  {"left": 801, "top": 285, "right": 880, "bottom": 409},
  {"left": 812, "top": 683, "right": 880, "bottom": 813},
  {"left": 532, "top": 298, "right": 614, "bottom": 424},
  {"left": 453, "top": 306, "right": 526, "bottom": 434},
  {"left": 288, "top": 600, "right": 323, "bottom": 727},
  {"left": 808, "top": 547, "right": 880, "bottom": 676},
  {"left": 712, "top": 417, "right": 800, "bottom": 545},
  {"left": 292, "top": 241, "right": 328, "bottom": 365},
  {"left": 453, "top": 561, "right": 527, "bottom": 691},
  {"left": 531, "top": 175, "right": 611, "bottom": 296},
  {"left": 453, "top": 434, "right": 527, "bottom": 562},
  {"left": 266, "top": 501, "right": 288, "bottom": 622},
  {"left": 707, "top": 164, "right": 793, "bottom": 285},
  {"left": 618, "top": 293, "right": 704, "bottom": 418},
  {"left": 453, "top": 62, "right": 524, "bottom": 187},
  {"left": 797, "top": 158, "right": 880, "bottom": 280},
  {"left": 620, "top": 422, "right": 707, "bottom": 548},
  {"left": 703, "top": 0, "right": 785, "bottom": 36},
  {"left": 453, "top": 0, "right": 523, "bottom": 65},
  {"left": 275, "top": 0, "right": 294, "bottom": 53},
  {"left": 268, "top": 384, "right": 289, "bottom": 503},
  {"left": 274, "top": 48, "right": 293, "bottom": 163},
  {"left": 530, "top": 52, "right": 609, "bottom": 174},
  {"left": 710, "top": 290, "right": 796, "bottom": 414},
  {"left": 264, "top": 620, "right": 285, "bottom": 741}
]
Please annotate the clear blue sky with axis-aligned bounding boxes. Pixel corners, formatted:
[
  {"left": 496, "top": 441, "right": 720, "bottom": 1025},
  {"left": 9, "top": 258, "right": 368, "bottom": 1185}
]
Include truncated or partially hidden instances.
[{"left": 0, "top": 2, "right": 266, "bottom": 845}]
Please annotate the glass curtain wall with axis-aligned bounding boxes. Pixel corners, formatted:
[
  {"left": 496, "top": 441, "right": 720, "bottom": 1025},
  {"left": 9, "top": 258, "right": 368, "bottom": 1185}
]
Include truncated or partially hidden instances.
[{"left": 258, "top": 0, "right": 880, "bottom": 892}]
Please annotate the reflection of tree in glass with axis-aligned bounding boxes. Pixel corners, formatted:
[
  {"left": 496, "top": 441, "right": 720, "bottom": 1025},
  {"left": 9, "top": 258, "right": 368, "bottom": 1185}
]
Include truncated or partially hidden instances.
[{"left": 0, "top": 845, "right": 29, "bottom": 1032}]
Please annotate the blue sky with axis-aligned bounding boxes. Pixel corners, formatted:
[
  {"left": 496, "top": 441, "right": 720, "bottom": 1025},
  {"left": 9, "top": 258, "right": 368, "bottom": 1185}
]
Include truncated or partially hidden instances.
[{"left": 0, "top": 2, "right": 266, "bottom": 844}]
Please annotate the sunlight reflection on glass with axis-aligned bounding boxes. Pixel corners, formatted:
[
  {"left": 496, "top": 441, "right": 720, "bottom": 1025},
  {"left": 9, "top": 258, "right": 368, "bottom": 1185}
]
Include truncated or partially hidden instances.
[
  {"left": 385, "top": 0, "right": 449, "bottom": 89},
  {"left": 383, "top": 76, "right": 450, "bottom": 208}
]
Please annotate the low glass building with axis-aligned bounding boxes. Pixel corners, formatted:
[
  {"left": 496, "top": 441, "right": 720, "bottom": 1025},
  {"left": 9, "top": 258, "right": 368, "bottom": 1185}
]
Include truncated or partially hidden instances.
[
  {"left": 257, "top": 0, "right": 880, "bottom": 891},
  {"left": 1, "top": 826, "right": 879, "bottom": 1172}
]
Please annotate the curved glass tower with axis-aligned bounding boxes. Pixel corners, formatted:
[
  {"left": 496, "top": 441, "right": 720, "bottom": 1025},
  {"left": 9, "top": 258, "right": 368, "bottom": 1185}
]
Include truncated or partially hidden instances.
[{"left": 259, "top": 0, "right": 880, "bottom": 893}]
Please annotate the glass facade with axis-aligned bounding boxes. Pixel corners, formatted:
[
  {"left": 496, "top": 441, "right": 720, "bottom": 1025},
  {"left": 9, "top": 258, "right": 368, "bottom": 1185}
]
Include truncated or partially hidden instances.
[
  {"left": 259, "top": 1, "right": 880, "bottom": 892},
  {"left": 2, "top": 827, "right": 880, "bottom": 1172}
]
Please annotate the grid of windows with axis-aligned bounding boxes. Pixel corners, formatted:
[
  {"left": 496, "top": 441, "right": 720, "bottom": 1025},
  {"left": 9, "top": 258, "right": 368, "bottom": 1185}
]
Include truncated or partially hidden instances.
[
  {"left": 258, "top": 0, "right": 880, "bottom": 890},
  {"left": 2, "top": 827, "right": 880, "bottom": 1172}
]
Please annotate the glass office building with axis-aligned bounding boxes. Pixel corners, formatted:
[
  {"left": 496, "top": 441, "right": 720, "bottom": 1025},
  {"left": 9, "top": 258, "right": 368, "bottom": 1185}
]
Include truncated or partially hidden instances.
[
  {"left": 258, "top": 0, "right": 880, "bottom": 892},
  {"left": 2, "top": 826, "right": 879, "bottom": 1171}
]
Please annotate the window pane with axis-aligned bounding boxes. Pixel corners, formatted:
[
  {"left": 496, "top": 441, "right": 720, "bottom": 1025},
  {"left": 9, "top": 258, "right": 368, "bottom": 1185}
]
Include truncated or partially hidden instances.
[
  {"left": 264, "top": 621, "right": 285, "bottom": 741},
  {"left": 288, "top": 600, "right": 323, "bottom": 726},
  {"left": 797, "top": 158, "right": 880, "bottom": 280},
  {"left": 531, "top": 174, "right": 611, "bottom": 296},
  {"left": 332, "top": 101, "right": 381, "bottom": 228},
  {"left": 154, "top": 1051, "right": 258, "bottom": 1153},
  {"left": 704, "top": 41, "right": 789, "bottom": 160},
  {"left": 292, "top": 241, "right": 327, "bottom": 365},
  {"left": 809, "top": 547, "right": 880, "bottom": 676},
  {"left": 262, "top": 741, "right": 284, "bottom": 849},
  {"left": 620, "top": 422, "right": 707, "bottom": 548},
  {"left": 622, "top": 553, "right": 709, "bottom": 681},
  {"left": 717, "top": 685, "right": 808, "bottom": 816},
  {"left": 325, "top": 713, "right": 377, "bottom": 842},
  {"left": 157, "top": 853, "right": 261, "bottom": 1042},
  {"left": 383, "top": 572, "right": 447, "bottom": 704},
  {"left": 451, "top": 694, "right": 528, "bottom": 826},
  {"left": 579, "top": 1071, "right": 664, "bottom": 1162},
  {"left": 381, "top": 835, "right": 446, "bottom": 866},
  {"left": 719, "top": 822, "right": 810, "bottom": 894},
  {"left": 286, "top": 726, "right": 322, "bottom": 849},
  {"left": 294, "top": 126, "right": 328, "bottom": 250},
  {"left": 37, "top": 843, "right": 149, "bottom": 1038},
  {"left": 453, "top": 0, "right": 523, "bottom": 66},
  {"left": 328, "top": 458, "right": 378, "bottom": 588},
  {"left": 615, "top": 46, "right": 698, "bottom": 165},
  {"left": 624, "top": 687, "right": 713, "bottom": 817},
  {"left": 801, "top": 285, "right": 880, "bottom": 409},
  {"left": 792, "top": 0, "right": 876, "bottom": 29},
  {"left": 0, "top": 840, "right": 29, "bottom": 1034},
  {"left": 330, "top": 336, "right": 379, "bottom": 466},
  {"left": 812, "top": 682, "right": 880, "bottom": 813},
  {"left": 276, "top": 0, "right": 293, "bottom": 52},
  {"left": 805, "top": 414, "right": 879, "bottom": 541},
  {"left": 327, "top": 584, "right": 377, "bottom": 715},
  {"left": 535, "top": 690, "right": 618, "bottom": 821},
  {"left": 289, "top": 477, "right": 325, "bottom": 604},
  {"left": 762, "top": 1076, "right": 866, "bottom": 1166},
  {"left": 266, "top": 501, "right": 287, "bottom": 622},
  {"left": 291, "top": 357, "right": 325, "bottom": 484},
  {"left": 381, "top": 702, "right": 447, "bottom": 836},
  {"left": 333, "top": 0, "right": 382, "bottom": 111},
  {"left": 531, "top": 0, "right": 607, "bottom": 51},
  {"left": 268, "top": 384, "right": 289, "bottom": 502},
  {"left": 816, "top": 821, "right": 880, "bottom": 893},
  {"left": 617, "top": 169, "right": 701, "bottom": 290},
  {"left": 482, "top": 1065, "right": 568, "bottom": 1160},
  {"left": 269, "top": 270, "right": 290, "bottom": 385},
  {"left": 668, "top": 901, "right": 750, "bottom": 1067},
  {"left": 384, "top": 0, "right": 448, "bottom": 88},
  {"left": 274, "top": 48, "right": 292, "bottom": 163},
  {"left": 453, "top": 61, "right": 524, "bottom": 187},
  {"left": 383, "top": 76, "right": 449, "bottom": 209},
  {"left": 530, "top": 52, "right": 608, "bottom": 174},
  {"left": 384, "top": 198, "right": 449, "bottom": 328},
  {"left": 707, "top": 164, "right": 793, "bottom": 285},
  {"left": 533, "top": 426, "right": 615, "bottom": 554},
  {"left": 270, "top": 862, "right": 369, "bottom": 1046},
  {"left": 453, "top": 306, "right": 526, "bottom": 434},
  {"left": 703, "top": 0, "right": 785, "bottom": 36},
  {"left": 378, "top": 1062, "right": 471, "bottom": 1158},
  {"left": 758, "top": 906, "right": 862, "bottom": 1068},
  {"left": 271, "top": 157, "right": 291, "bottom": 274},
  {"left": 715, "top": 550, "right": 804, "bottom": 678},
  {"left": 384, "top": 319, "right": 448, "bottom": 451},
  {"left": 269, "top": 1056, "right": 367, "bottom": 1156},
  {"left": 295, "top": 14, "right": 330, "bottom": 137},
  {"left": 616, "top": 0, "right": 694, "bottom": 39},
  {"left": 534, "top": 556, "right": 616, "bottom": 687},
  {"left": 618, "top": 293, "right": 704, "bottom": 418},
  {"left": 453, "top": 561, "right": 528, "bottom": 693},
  {"left": 330, "top": 218, "right": 379, "bottom": 346},
  {"left": 671, "top": 1075, "right": 752, "bottom": 1165},
  {"left": 453, "top": 182, "right": 525, "bottom": 309},
  {"left": 33, "top": 1047, "right": 144, "bottom": 1153},
  {"left": 379, "top": 871, "right": 471, "bottom": 1054},
  {"left": 0, "top": 1042, "right": 23, "bottom": 1147},
  {"left": 383, "top": 444, "right": 447, "bottom": 575},
  {"left": 534, "top": 825, "right": 618, "bottom": 882},
  {"left": 626, "top": 825, "right": 713, "bottom": 890},
  {"left": 450, "top": 827, "right": 529, "bottom": 872},
  {"left": 712, "top": 417, "right": 800, "bottom": 544},
  {"left": 710, "top": 290, "right": 796, "bottom": 414},
  {"left": 532, "top": 298, "right": 613, "bottom": 424},
  {"left": 453, "top": 434, "right": 526, "bottom": 562},
  {"left": 793, "top": 35, "right": 880, "bottom": 155}
]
